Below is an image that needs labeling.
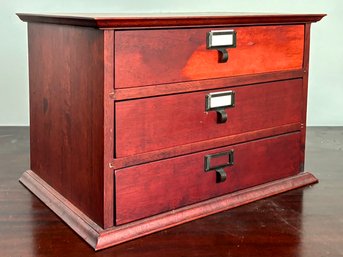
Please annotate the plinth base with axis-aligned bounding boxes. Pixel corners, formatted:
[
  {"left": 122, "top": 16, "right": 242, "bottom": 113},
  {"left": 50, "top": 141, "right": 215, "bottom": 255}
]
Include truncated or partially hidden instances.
[{"left": 20, "top": 170, "right": 318, "bottom": 250}]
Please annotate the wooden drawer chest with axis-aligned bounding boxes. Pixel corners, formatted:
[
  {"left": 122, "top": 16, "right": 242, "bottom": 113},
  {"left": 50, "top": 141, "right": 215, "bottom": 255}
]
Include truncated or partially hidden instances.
[{"left": 18, "top": 12, "right": 325, "bottom": 250}]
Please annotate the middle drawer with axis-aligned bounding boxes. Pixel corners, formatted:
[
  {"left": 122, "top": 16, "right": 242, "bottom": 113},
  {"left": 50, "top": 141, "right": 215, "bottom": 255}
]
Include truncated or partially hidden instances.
[{"left": 115, "top": 79, "right": 302, "bottom": 157}]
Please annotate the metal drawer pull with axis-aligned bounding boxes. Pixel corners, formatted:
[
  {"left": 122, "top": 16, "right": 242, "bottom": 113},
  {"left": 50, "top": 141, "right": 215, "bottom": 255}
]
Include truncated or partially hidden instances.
[
  {"left": 204, "top": 150, "right": 234, "bottom": 183},
  {"left": 216, "top": 168, "right": 227, "bottom": 183},
  {"left": 205, "top": 91, "right": 235, "bottom": 124},
  {"left": 207, "top": 30, "right": 237, "bottom": 63},
  {"left": 216, "top": 109, "right": 227, "bottom": 123}
]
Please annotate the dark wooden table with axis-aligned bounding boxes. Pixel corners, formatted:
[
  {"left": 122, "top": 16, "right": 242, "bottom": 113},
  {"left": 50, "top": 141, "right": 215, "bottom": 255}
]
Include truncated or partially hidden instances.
[{"left": 0, "top": 127, "right": 342, "bottom": 257}]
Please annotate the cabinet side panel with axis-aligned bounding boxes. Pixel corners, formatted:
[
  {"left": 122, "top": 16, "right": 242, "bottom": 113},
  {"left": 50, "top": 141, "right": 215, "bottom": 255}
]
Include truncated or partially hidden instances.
[{"left": 28, "top": 23, "right": 105, "bottom": 226}]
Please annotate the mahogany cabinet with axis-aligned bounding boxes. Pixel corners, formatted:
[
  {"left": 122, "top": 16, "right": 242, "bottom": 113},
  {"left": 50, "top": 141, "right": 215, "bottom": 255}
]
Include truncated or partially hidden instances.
[{"left": 17, "top": 12, "right": 325, "bottom": 250}]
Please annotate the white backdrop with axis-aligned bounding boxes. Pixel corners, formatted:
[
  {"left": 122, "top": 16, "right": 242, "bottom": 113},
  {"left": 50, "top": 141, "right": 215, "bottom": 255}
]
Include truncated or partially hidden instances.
[{"left": 0, "top": 0, "right": 341, "bottom": 125}]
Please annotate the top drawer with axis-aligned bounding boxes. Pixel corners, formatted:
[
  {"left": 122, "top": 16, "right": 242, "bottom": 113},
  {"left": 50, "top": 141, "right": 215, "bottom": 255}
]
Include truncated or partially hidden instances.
[{"left": 115, "top": 25, "right": 304, "bottom": 88}]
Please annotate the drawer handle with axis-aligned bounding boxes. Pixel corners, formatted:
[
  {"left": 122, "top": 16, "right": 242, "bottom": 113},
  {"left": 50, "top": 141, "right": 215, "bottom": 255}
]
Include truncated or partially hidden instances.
[
  {"left": 217, "top": 48, "right": 229, "bottom": 63},
  {"left": 216, "top": 109, "right": 227, "bottom": 123},
  {"left": 216, "top": 168, "right": 227, "bottom": 183},
  {"left": 204, "top": 150, "right": 234, "bottom": 183},
  {"left": 205, "top": 91, "right": 235, "bottom": 124},
  {"left": 207, "top": 30, "right": 237, "bottom": 63}
]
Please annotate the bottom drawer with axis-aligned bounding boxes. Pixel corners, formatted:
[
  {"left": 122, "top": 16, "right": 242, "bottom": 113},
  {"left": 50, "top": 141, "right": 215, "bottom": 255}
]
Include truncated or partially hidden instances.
[{"left": 115, "top": 132, "right": 301, "bottom": 225}]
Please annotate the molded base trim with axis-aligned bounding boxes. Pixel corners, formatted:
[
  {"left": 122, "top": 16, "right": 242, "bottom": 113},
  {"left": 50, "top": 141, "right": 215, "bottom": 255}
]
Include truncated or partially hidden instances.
[{"left": 19, "top": 170, "right": 318, "bottom": 251}]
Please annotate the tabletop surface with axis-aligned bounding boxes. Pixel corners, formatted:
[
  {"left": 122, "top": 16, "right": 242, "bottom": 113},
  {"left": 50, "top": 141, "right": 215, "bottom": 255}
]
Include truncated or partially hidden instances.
[{"left": 0, "top": 127, "right": 342, "bottom": 257}]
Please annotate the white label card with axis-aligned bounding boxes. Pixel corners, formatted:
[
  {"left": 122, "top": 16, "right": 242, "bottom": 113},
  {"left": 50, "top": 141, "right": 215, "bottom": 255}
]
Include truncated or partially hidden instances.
[
  {"left": 210, "top": 94, "right": 232, "bottom": 109},
  {"left": 211, "top": 34, "right": 234, "bottom": 47},
  {"left": 208, "top": 30, "right": 235, "bottom": 48},
  {"left": 206, "top": 91, "right": 234, "bottom": 110}
]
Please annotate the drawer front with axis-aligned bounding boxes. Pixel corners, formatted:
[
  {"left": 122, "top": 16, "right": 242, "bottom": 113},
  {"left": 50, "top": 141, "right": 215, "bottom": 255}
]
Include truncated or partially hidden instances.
[
  {"left": 115, "top": 132, "right": 301, "bottom": 225},
  {"left": 115, "top": 25, "right": 304, "bottom": 88},
  {"left": 115, "top": 79, "right": 302, "bottom": 157}
]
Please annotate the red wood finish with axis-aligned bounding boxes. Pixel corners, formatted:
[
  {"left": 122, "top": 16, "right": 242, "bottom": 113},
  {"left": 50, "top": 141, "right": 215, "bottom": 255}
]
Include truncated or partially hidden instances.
[
  {"left": 103, "top": 30, "right": 115, "bottom": 228},
  {"left": 112, "top": 123, "right": 301, "bottom": 169},
  {"left": 115, "top": 132, "right": 301, "bottom": 225},
  {"left": 115, "top": 25, "right": 304, "bottom": 88},
  {"left": 18, "top": 13, "right": 324, "bottom": 250},
  {"left": 111, "top": 69, "right": 304, "bottom": 101},
  {"left": 300, "top": 23, "right": 312, "bottom": 171},
  {"left": 116, "top": 79, "right": 302, "bottom": 157},
  {"left": 19, "top": 169, "right": 317, "bottom": 250},
  {"left": 28, "top": 23, "right": 106, "bottom": 227},
  {"left": 17, "top": 12, "right": 325, "bottom": 29}
]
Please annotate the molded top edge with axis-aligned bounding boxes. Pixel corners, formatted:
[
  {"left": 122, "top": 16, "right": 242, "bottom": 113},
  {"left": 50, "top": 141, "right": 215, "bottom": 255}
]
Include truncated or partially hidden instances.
[{"left": 17, "top": 12, "right": 326, "bottom": 29}]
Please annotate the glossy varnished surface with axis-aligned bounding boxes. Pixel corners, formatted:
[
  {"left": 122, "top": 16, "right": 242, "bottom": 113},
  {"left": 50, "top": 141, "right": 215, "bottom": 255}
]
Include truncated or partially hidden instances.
[
  {"left": 0, "top": 127, "right": 342, "bottom": 256},
  {"left": 115, "top": 133, "right": 301, "bottom": 224},
  {"left": 116, "top": 80, "right": 302, "bottom": 156},
  {"left": 28, "top": 23, "right": 106, "bottom": 227},
  {"left": 115, "top": 26, "right": 304, "bottom": 88}
]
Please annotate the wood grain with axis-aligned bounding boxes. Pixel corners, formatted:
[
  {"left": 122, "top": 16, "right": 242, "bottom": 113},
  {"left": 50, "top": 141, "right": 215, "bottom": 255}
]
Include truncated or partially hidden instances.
[
  {"left": 28, "top": 23, "right": 105, "bottom": 227},
  {"left": 111, "top": 69, "right": 304, "bottom": 101},
  {"left": 115, "top": 132, "right": 301, "bottom": 225},
  {"left": 111, "top": 123, "right": 301, "bottom": 169},
  {"left": 19, "top": 170, "right": 101, "bottom": 249},
  {"left": 103, "top": 30, "right": 115, "bottom": 228},
  {"left": 17, "top": 12, "right": 325, "bottom": 251},
  {"left": 7, "top": 127, "right": 342, "bottom": 256},
  {"left": 116, "top": 79, "right": 303, "bottom": 157},
  {"left": 115, "top": 25, "right": 304, "bottom": 88}
]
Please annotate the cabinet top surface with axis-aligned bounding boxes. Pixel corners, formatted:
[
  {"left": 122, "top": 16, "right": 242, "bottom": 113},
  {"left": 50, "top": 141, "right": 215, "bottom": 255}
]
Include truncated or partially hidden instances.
[{"left": 17, "top": 12, "right": 325, "bottom": 29}]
